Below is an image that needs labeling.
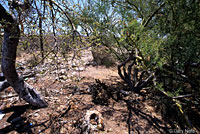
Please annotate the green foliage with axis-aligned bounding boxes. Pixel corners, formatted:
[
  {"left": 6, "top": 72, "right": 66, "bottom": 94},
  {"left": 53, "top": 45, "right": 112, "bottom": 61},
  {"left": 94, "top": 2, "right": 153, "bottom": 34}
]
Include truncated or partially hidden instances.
[
  {"left": 75, "top": 0, "right": 200, "bottom": 128},
  {"left": 1, "top": 0, "right": 199, "bottom": 129},
  {"left": 157, "top": 0, "right": 200, "bottom": 68}
]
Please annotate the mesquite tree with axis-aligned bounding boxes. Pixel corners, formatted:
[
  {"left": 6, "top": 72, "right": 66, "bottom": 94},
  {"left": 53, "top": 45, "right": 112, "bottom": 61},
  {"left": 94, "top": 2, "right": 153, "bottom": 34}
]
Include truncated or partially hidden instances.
[{"left": 0, "top": 1, "right": 47, "bottom": 108}]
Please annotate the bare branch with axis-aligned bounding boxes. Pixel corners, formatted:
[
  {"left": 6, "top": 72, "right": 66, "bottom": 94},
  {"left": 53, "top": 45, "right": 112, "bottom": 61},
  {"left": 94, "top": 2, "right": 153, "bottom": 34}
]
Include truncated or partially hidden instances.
[
  {"left": 143, "top": 2, "right": 166, "bottom": 27},
  {"left": 136, "top": 73, "right": 154, "bottom": 91},
  {"left": 126, "top": 0, "right": 144, "bottom": 20},
  {"left": 47, "top": 0, "right": 76, "bottom": 31},
  {"left": 118, "top": 55, "right": 133, "bottom": 84},
  {"left": 172, "top": 94, "right": 193, "bottom": 99},
  {"left": 0, "top": 4, "right": 47, "bottom": 108}
]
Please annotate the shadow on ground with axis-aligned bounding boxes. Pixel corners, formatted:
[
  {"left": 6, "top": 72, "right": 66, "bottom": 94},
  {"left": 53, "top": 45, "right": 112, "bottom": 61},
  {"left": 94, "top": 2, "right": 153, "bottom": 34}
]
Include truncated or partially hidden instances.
[
  {"left": 86, "top": 79, "right": 172, "bottom": 134},
  {"left": 0, "top": 105, "right": 46, "bottom": 134}
]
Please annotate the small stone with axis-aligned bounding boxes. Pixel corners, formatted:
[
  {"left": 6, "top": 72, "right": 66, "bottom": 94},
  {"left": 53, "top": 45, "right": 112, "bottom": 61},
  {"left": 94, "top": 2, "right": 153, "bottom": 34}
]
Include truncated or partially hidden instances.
[
  {"left": 0, "top": 110, "right": 5, "bottom": 120},
  {"left": 107, "top": 128, "right": 112, "bottom": 132},
  {"left": 75, "top": 67, "right": 85, "bottom": 71},
  {"left": 59, "top": 69, "right": 66, "bottom": 75},
  {"left": 90, "top": 119, "right": 97, "bottom": 125},
  {"left": 71, "top": 63, "right": 77, "bottom": 67},
  {"left": 140, "top": 89, "right": 147, "bottom": 93},
  {"left": 34, "top": 113, "right": 39, "bottom": 117},
  {"left": 60, "top": 127, "right": 67, "bottom": 133},
  {"left": 97, "top": 123, "right": 104, "bottom": 131},
  {"left": 84, "top": 110, "right": 104, "bottom": 132}
]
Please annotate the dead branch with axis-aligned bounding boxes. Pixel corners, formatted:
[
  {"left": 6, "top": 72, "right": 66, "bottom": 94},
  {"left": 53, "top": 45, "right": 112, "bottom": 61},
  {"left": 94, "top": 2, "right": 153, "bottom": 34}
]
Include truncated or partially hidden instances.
[
  {"left": 135, "top": 72, "right": 154, "bottom": 91},
  {"left": 118, "top": 54, "right": 135, "bottom": 89},
  {"left": 172, "top": 94, "right": 193, "bottom": 99},
  {"left": 0, "top": 3, "right": 47, "bottom": 108},
  {"left": 118, "top": 52, "right": 154, "bottom": 92}
]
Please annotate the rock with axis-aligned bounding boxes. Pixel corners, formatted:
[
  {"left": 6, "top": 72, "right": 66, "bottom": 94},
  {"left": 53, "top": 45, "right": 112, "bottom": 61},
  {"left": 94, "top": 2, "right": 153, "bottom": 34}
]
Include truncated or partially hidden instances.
[
  {"left": 75, "top": 67, "right": 85, "bottom": 71},
  {"left": 58, "top": 69, "right": 67, "bottom": 75},
  {"left": 71, "top": 63, "right": 77, "bottom": 67},
  {"left": 71, "top": 72, "right": 78, "bottom": 76},
  {"left": 83, "top": 110, "right": 104, "bottom": 133},
  {"left": 60, "top": 127, "right": 67, "bottom": 134},
  {"left": 107, "top": 128, "right": 112, "bottom": 132},
  {"left": 34, "top": 113, "right": 39, "bottom": 117},
  {"left": 140, "top": 89, "right": 147, "bottom": 93},
  {"left": 0, "top": 110, "right": 5, "bottom": 120},
  {"left": 59, "top": 75, "right": 68, "bottom": 80}
]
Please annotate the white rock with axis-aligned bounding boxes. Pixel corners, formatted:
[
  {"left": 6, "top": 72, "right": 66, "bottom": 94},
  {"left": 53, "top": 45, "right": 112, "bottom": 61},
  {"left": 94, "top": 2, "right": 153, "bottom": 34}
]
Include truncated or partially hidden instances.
[
  {"left": 34, "top": 113, "right": 39, "bottom": 117},
  {"left": 0, "top": 110, "right": 5, "bottom": 120},
  {"left": 84, "top": 110, "right": 104, "bottom": 132},
  {"left": 75, "top": 67, "right": 85, "bottom": 71}
]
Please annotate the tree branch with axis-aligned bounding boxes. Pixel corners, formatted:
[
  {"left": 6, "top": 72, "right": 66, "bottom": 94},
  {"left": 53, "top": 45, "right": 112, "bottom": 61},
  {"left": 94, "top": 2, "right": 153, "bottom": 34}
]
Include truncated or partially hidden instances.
[
  {"left": 47, "top": 0, "right": 76, "bottom": 31},
  {"left": 0, "top": 3, "right": 47, "bottom": 108},
  {"left": 126, "top": 0, "right": 144, "bottom": 20},
  {"left": 143, "top": 2, "right": 166, "bottom": 27},
  {"left": 0, "top": 80, "right": 10, "bottom": 92}
]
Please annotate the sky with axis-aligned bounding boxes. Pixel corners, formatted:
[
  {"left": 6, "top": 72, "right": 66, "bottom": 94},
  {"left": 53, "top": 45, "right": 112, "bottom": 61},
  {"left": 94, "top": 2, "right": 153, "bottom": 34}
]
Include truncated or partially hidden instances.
[
  {"left": 0, "top": 0, "right": 86, "bottom": 33},
  {"left": 0, "top": 0, "right": 85, "bottom": 10},
  {"left": 0, "top": 0, "right": 9, "bottom": 10}
]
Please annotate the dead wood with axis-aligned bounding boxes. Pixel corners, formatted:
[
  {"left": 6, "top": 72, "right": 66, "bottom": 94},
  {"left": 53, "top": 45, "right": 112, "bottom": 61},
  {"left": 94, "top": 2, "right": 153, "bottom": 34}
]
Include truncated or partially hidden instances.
[
  {"left": 0, "top": 4, "right": 47, "bottom": 108},
  {"left": 118, "top": 52, "right": 153, "bottom": 92}
]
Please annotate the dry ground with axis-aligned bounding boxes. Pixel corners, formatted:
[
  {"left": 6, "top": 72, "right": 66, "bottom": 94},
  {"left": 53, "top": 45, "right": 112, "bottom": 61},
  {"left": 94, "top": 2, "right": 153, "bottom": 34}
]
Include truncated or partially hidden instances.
[{"left": 0, "top": 50, "right": 176, "bottom": 134}]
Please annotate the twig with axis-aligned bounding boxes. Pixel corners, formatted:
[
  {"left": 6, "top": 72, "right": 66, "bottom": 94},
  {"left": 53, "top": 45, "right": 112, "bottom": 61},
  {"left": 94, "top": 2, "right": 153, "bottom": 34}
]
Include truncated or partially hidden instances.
[
  {"left": 172, "top": 94, "right": 194, "bottom": 99},
  {"left": 143, "top": 2, "right": 166, "bottom": 27}
]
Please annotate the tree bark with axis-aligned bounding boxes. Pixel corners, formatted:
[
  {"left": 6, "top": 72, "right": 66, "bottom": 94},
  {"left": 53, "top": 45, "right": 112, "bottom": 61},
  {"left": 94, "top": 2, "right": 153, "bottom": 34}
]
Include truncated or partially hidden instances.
[
  {"left": 39, "top": 12, "right": 44, "bottom": 59},
  {"left": 0, "top": 4, "right": 47, "bottom": 108}
]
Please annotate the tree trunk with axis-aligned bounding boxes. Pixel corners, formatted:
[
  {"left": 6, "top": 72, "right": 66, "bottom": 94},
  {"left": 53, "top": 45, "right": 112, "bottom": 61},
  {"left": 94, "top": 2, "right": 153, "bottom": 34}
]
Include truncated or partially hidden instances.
[
  {"left": 0, "top": 4, "right": 47, "bottom": 108},
  {"left": 39, "top": 13, "right": 44, "bottom": 60}
]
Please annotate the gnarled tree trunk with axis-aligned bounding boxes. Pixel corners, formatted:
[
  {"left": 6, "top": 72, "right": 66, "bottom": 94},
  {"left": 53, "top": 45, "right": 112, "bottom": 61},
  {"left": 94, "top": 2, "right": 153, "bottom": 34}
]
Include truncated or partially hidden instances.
[{"left": 0, "top": 4, "right": 47, "bottom": 108}]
